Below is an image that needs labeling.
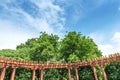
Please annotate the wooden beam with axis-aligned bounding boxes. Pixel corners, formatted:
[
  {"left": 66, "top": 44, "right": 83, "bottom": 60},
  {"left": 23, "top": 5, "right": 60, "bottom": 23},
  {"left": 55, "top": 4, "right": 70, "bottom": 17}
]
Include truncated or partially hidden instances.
[
  {"left": 68, "top": 68, "right": 71, "bottom": 80},
  {"left": 75, "top": 68, "right": 79, "bottom": 80},
  {"left": 92, "top": 66, "right": 98, "bottom": 80},
  {"left": 40, "top": 69, "right": 44, "bottom": 80},
  {"left": 100, "top": 65, "right": 107, "bottom": 80},
  {"left": 32, "top": 69, "right": 36, "bottom": 80},
  {"left": 0, "top": 67, "right": 6, "bottom": 80},
  {"left": 10, "top": 68, "right": 16, "bottom": 80}
]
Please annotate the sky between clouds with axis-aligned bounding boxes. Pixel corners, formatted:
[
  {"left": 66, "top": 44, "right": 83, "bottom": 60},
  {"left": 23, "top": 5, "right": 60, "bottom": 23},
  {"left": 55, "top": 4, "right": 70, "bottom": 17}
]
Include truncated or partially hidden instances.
[{"left": 0, "top": 0, "right": 120, "bottom": 56}]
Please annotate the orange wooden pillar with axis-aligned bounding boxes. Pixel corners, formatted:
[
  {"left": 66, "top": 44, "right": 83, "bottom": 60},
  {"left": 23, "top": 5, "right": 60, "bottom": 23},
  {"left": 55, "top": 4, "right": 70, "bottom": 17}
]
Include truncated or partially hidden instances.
[
  {"left": 100, "top": 65, "right": 107, "bottom": 80},
  {"left": 68, "top": 68, "right": 71, "bottom": 80},
  {"left": 10, "top": 68, "right": 16, "bottom": 80},
  {"left": 40, "top": 69, "right": 44, "bottom": 80},
  {"left": 0, "top": 67, "right": 6, "bottom": 80},
  {"left": 75, "top": 68, "right": 79, "bottom": 80},
  {"left": 32, "top": 69, "right": 36, "bottom": 80},
  {"left": 92, "top": 66, "right": 98, "bottom": 80}
]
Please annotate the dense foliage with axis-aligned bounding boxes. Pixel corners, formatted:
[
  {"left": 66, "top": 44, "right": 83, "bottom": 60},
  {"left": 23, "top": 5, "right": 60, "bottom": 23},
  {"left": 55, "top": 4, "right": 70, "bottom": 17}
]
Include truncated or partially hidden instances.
[
  {"left": 0, "top": 31, "right": 118, "bottom": 80},
  {"left": 105, "top": 62, "right": 120, "bottom": 80}
]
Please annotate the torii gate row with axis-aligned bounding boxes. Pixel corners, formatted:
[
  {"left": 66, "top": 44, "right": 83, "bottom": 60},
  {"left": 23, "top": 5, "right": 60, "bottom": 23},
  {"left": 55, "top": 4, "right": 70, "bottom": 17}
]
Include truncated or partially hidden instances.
[{"left": 0, "top": 53, "right": 120, "bottom": 80}]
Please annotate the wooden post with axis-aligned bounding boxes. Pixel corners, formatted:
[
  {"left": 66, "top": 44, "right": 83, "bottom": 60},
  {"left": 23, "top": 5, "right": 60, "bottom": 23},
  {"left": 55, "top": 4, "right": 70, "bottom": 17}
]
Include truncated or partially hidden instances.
[
  {"left": 32, "top": 69, "right": 36, "bottom": 80},
  {"left": 92, "top": 66, "right": 98, "bottom": 80},
  {"left": 0, "top": 67, "right": 6, "bottom": 80},
  {"left": 75, "top": 68, "right": 79, "bottom": 80},
  {"left": 68, "top": 68, "right": 71, "bottom": 80},
  {"left": 40, "top": 69, "right": 44, "bottom": 80},
  {"left": 10, "top": 68, "right": 16, "bottom": 80},
  {"left": 100, "top": 65, "right": 107, "bottom": 80}
]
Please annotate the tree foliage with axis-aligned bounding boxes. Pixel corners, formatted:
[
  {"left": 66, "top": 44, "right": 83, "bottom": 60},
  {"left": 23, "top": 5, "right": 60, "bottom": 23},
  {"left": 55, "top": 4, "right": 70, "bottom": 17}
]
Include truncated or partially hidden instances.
[
  {"left": 60, "top": 32, "right": 101, "bottom": 62},
  {"left": 105, "top": 62, "right": 120, "bottom": 80},
  {"left": 0, "top": 31, "right": 110, "bottom": 80}
]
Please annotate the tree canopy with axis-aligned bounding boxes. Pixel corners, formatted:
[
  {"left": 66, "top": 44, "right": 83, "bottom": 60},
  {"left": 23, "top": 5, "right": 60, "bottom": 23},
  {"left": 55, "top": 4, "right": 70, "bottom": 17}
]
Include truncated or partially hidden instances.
[
  {"left": 60, "top": 32, "right": 101, "bottom": 62},
  {"left": 1, "top": 31, "right": 118, "bottom": 80}
]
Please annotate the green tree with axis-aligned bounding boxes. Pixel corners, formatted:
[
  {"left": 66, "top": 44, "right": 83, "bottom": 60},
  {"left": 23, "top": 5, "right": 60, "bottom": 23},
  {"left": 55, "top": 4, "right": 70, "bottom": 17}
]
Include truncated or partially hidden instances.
[
  {"left": 0, "top": 31, "right": 103, "bottom": 80},
  {"left": 0, "top": 49, "right": 31, "bottom": 80},
  {"left": 0, "top": 49, "right": 16, "bottom": 58},
  {"left": 29, "top": 32, "right": 60, "bottom": 62},
  {"left": 60, "top": 31, "right": 102, "bottom": 62},
  {"left": 60, "top": 31, "right": 102, "bottom": 80},
  {"left": 16, "top": 32, "right": 61, "bottom": 80},
  {"left": 105, "top": 62, "right": 120, "bottom": 80}
]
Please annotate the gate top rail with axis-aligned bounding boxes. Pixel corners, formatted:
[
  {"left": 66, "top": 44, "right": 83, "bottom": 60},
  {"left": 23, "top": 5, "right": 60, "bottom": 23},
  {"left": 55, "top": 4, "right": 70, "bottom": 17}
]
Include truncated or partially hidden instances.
[{"left": 0, "top": 53, "right": 120, "bottom": 69}]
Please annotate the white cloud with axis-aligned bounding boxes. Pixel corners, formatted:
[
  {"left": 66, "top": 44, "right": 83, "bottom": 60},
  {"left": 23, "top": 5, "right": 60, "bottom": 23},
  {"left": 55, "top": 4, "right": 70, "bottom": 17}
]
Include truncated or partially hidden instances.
[
  {"left": 29, "top": 0, "right": 65, "bottom": 33},
  {"left": 98, "top": 44, "right": 114, "bottom": 56},
  {"left": 89, "top": 32, "right": 120, "bottom": 56},
  {"left": 0, "top": 0, "right": 65, "bottom": 49},
  {"left": 2, "top": 0, "right": 65, "bottom": 33},
  {"left": 0, "top": 20, "right": 35, "bottom": 50},
  {"left": 112, "top": 32, "right": 120, "bottom": 44},
  {"left": 59, "top": 0, "right": 107, "bottom": 20},
  {"left": 88, "top": 32, "right": 104, "bottom": 44}
]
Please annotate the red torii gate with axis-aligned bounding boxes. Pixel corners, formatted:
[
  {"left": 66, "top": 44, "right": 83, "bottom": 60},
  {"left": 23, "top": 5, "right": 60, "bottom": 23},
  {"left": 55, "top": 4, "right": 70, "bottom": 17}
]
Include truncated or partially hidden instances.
[{"left": 0, "top": 53, "right": 120, "bottom": 80}]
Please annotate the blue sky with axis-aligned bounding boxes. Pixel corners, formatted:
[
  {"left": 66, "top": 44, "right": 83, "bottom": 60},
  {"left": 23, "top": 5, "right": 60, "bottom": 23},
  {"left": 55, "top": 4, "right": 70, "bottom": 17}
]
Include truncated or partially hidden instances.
[{"left": 0, "top": 0, "right": 120, "bottom": 56}]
